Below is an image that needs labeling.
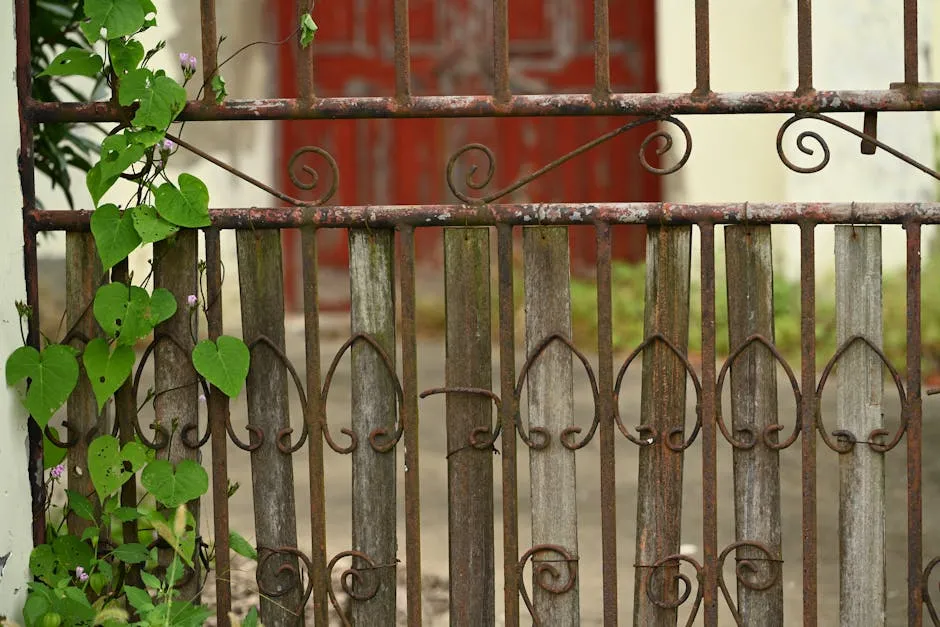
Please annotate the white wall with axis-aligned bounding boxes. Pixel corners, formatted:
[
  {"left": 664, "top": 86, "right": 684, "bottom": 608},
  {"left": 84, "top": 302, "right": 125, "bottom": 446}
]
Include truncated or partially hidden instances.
[{"left": 0, "top": 1, "right": 35, "bottom": 621}]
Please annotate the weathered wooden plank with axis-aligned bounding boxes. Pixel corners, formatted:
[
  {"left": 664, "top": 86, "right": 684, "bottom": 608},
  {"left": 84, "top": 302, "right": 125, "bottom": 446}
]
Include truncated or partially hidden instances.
[
  {"left": 399, "top": 226, "right": 422, "bottom": 626},
  {"left": 522, "top": 226, "right": 578, "bottom": 626},
  {"left": 348, "top": 229, "right": 397, "bottom": 626},
  {"left": 235, "top": 230, "right": 302, "bottom": 625},
  {"left": 444, "top": 227, "right": 495, "bottom": 625},
  {"left": 834, "top": 225, "right": 885, "bottom": 626},
  {"left": 633, "top": 226, "right": 691, "bottom": 627},
  {"left": 153, "top": 232, "right": 201, "bottom": 600},
  {"left": 65, "top": 233, "right": 106, "bottom": 536},
  {"left": 725, "top": 225, "right": 783, "bottom": 622}
]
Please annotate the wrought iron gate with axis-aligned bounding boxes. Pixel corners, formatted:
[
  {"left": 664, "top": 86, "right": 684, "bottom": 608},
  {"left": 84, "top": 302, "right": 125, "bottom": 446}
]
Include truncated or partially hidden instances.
[{"left": 16, "top": 0, "right": 940, "bottom": 624}]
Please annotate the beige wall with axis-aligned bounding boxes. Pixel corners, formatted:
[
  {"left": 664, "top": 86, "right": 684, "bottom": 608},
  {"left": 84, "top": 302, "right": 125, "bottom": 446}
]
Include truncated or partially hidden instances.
[
  {"left": 0, "top": 2, "right": 34, "bottom": 621},
  {"left": 656, "top": 0, "right": 939, "bottom": 278}
]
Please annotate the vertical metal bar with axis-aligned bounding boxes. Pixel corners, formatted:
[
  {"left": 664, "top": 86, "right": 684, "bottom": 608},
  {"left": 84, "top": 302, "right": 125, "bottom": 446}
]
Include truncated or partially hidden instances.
[
  {"left": 523, "top": 226, "right": 579, "bottom": 625},
  {"left": 700, "top": 223, "right": 718, "bottom": 625},
  {"left": 796, "top": 0, "right": 813, "bottom": 93},
  {"left": 297, "top": 0, "right": 315, "bottom": 98},
  {"left": 594, "top": 0, "right": 611, "bottom": 99},
  {"left": 633, "top": 226, "right": 692, "bottom": 627},
  {"left": 694, "top": 0, "right": 710, "bottom": 94},
  {"left": 906, "top": 221, "right": 923, "bottom": 627},
  {"left": 301, "top": 226, "right": 328, "bottom": 626},
  {"left": 835, "top": 225, "right": 885, "bottom": 626},
  {"left": 904, "top": 0, "right": 918, "bottom": 85},
  {"left": 65, "top": 234, "right": 105, "bottom": 538},
  {"left": 394, "top": 0, "right": 412, "bottom": 100},
  {"left": 444, "top": 227, "right": 494, "bottom": 625},
  {"left": 153, "top": 233, "right": 202, "bottom": 600},
  {"left": 236, "top": 230, "right": 303, "bottom": 625},
  {"left": 16, "top": 0, "right": 44, "bottom": 546},
  {"left": 348, "top": 229, "right": 397, "bottom": 626},
  {"left": 800, "top": 222, "right": 818, "bottom": 626},
  {"left": 199, "top": 0, "right": 219, "bottom": 99},
  {"left": 725, "top": 226, "right": 783, "bottom": 623},
  {"left": 595, "top": 224, "right": 617, "bottom": 625},
  {"left": 497, "top": 223, "right": 520, "bottom": 626},
  {"left": 111, "top": 261, "right": 138, "bottom": 562},
  {"left": 205, "top": 228, "right": 232, "bottom": 626},
  {"left": 400, "top": 226, "right": 423, "bottom": 627},
  {"left": 493, "top": 0, "right": 510, "bottom": 102}
]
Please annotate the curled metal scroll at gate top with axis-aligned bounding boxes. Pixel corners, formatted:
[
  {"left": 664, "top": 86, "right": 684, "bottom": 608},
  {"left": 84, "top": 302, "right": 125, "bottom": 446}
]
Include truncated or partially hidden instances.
[{"left": 446, "top": 116, "right": 692, "bottom": 205}]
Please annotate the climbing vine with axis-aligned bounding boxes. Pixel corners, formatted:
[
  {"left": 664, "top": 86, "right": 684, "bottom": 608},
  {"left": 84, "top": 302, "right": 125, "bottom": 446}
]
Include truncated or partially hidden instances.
[{"left": 4, "top": 1, "right": 317, "bottom": 625}]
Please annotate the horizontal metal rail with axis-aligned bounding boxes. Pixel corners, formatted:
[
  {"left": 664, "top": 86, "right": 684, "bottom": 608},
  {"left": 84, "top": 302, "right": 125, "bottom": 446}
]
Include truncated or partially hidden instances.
[
  {"left": 27, "top": 202, "right": 940, "bottom": 231},
  {"left": 23, "top": 88, "right": 940, "bottom": 123}
]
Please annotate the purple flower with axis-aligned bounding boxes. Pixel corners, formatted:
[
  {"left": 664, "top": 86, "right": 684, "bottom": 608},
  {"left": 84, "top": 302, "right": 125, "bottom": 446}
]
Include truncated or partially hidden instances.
[
  {"left": 50, "top": 463, "right": 65, "bottom": 480},
  {"left": 179, "top": 52, "right": 197, "bottom": 78},
  {"left": 198, "top": 393, "right": 206, "bottom": 403},
  {"left": 75, "top": 566, "right": 88, "bottom": 582},
  {"left": 186, "top": 294, "right": 198, "bottom": 308},
  {"left": 156, "top": 139, "right": 175, "bottom": 166}
]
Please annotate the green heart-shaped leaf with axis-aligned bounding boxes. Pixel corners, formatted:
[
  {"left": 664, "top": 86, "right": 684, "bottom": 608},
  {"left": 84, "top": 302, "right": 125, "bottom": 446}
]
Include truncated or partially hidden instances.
[
  {"left": 132, "top": 204, "right": 178, "bottom": 244},
  {"left": 43, "top": 427, "right": 67, "bottom": 469},
  {"left": 81, "top": 0, "right": 146, "bottom": 42},
  {"left": 65, "top": 489, "right": 96, "bottom": 522},
  {"left": 191, "top": 336, "right": 250, "bottom": 398},
  {"left": 52, "top": 535, "right": 94, "bottom": 570},
  {"left": 118, "top": 68, "right": 187, "bottom": 130},
  {"left": 300, "top": 14, "right": 318, "bottom": 48},
  {"left": 38, "top": 48, "right": 104, "bottom": 77},
  {"left": 141, "top": 459, "right": 208, "bottom": 508},
  {"left": 93, "top": 283, "right": 177, "bottom": 345},
  {"left": 29, "top": 545, "right": 60, "bottom": 586},
  {"left": 90, "top": 204, "right": 142, "bottom": 269},
  {"left": 149, "top": 288, "right": 178, "bottom": 326},
  {"left": 87, "top": 435, "right": 150, "bottom": 498},
  {"left": 5, "top": 344, "right": 79, "bottom": 428},
  {"left": 87, "top": 134, "right": 145, "bottom": 206},
  {"left": 83, "top": 338, "right": 135, "bottom": 411},
  {"left": 111, "top": 543, "right": 150, "bottom": 564},
  {"left": 155, "top": 173, "right": 211, "bottom": 228},
  {"left": 229, "top": 531, "right": 257, "bottom": 561},
  {"left": 108, "top": 38, "right": 144, "bottom": 75}
]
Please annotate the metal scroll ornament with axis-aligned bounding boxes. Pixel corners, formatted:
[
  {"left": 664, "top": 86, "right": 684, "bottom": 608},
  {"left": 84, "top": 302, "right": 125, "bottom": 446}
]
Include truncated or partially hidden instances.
[{"left": 446, "top": 116, "right": 693, "bottom": 205}]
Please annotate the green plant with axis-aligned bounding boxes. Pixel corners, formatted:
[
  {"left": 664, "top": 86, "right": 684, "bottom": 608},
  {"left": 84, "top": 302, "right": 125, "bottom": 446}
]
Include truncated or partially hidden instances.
[
  {"left": 7, "top": 2, "right": 318, "bottom": 624},
  {"left": 31, "top": 0, "right": 104, "bottom": 209}
]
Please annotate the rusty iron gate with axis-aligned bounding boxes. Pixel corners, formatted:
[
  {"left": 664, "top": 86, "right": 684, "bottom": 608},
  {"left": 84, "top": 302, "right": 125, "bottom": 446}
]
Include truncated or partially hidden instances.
[{"left": 15, "top": 0, "right": 940, "bottom": 625}]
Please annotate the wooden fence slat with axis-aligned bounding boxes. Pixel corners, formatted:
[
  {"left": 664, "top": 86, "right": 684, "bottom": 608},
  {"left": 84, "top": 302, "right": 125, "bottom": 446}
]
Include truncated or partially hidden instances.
[
  {"left": 235, "top": 230, "right": 302, "bottom": 625},
  {"left": 348, "top": 229, "right": 397, "bottom": 626},
  {"left": 725, "top": 225, "right": 784, "bottom": 622},
  {"left": 153, "top": 233, "right": 201, "bottom": 600},
  {"left": 834, "top": 225, "right": 885, "bottom": 626},
  {"left": 523, "top": 226, "right": 579, "bottom": 625},
  {"left": 633, "top": 225, "right": 692, "bottom": 627},
  {"left": 65, "top": 233, "right": 106, "bottom": 536},
  {"left": 444, "top": 227, "right": 495, "bottom": 625}
]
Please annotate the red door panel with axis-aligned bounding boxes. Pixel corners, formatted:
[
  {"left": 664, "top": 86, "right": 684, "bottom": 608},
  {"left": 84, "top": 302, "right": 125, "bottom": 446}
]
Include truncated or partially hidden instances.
[{"left": 275, "top": 0, "right": 658, "bottom": 309}]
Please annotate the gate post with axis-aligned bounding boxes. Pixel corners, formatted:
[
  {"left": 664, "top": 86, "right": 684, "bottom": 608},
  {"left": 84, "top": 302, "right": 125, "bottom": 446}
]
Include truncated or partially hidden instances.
[{"left": 0, "top": 0, "right": 32, "bottom": 620}]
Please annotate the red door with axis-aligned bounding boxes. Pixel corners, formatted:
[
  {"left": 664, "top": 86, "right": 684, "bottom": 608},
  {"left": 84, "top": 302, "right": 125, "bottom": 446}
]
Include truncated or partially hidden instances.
[{"left": 274, "top": 0, "right": 659, "bottom": 310}]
